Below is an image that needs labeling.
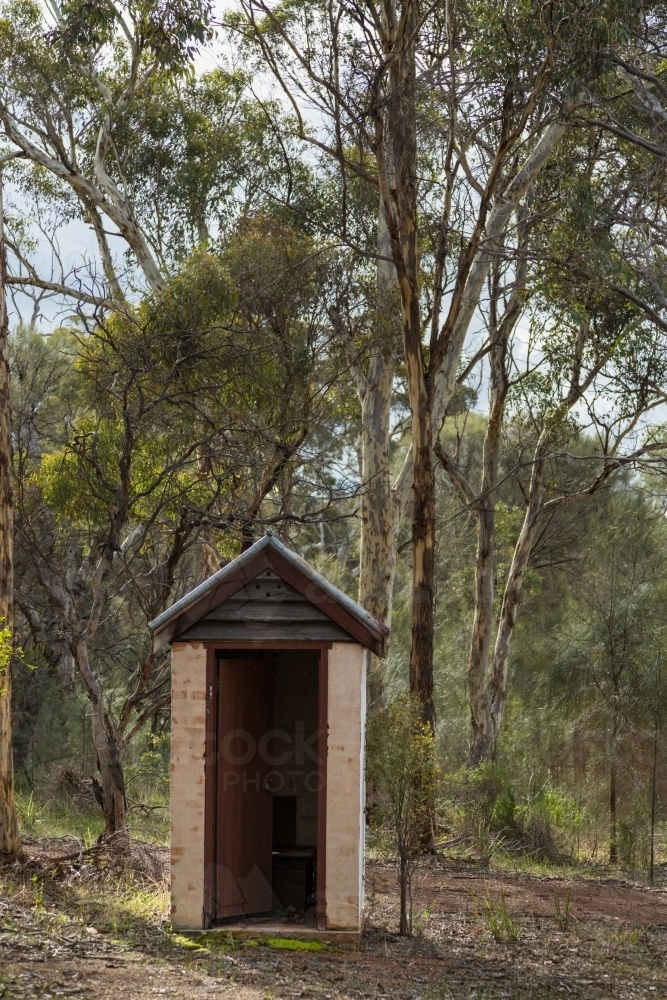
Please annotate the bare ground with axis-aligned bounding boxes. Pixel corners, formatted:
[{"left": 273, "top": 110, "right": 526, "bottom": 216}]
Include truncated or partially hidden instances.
[{"left": 1, "top": 841, "right": 666, "bottom": 999}]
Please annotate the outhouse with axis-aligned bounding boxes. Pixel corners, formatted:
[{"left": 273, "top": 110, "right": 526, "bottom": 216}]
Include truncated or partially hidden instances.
[{"left": 149, "top": 533, "right": 389, "bottom": 933}]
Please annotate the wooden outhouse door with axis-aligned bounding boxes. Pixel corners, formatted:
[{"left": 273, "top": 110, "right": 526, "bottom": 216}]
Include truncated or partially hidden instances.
[{"left": 215, "top": 659, "right": 274, "bottom": 919}]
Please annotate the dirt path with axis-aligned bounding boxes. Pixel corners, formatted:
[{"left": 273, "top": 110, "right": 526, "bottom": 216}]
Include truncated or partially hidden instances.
[{"left": 1, "top": 851, "right": 666, "bottom": 999}]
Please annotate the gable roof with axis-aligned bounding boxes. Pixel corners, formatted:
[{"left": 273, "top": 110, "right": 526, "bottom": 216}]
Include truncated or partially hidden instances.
[{"left": 148, "top": 533, "right": 390, "bottom": 657}]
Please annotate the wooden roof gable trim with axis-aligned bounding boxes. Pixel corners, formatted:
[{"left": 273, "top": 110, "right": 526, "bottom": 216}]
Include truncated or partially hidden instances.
[
  {"left": 265, "top": 547, "right": 386, "bottom": 656},
  {"left": 150, "top": 547, "right": 270, "bottom": 651},
  {"left": 148, "top": 533, "right": 389, "bottom": 657}
]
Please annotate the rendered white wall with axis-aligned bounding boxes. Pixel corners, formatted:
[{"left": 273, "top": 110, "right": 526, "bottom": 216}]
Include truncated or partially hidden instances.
[
  {"left": 170, "top": 641, "right": 207, "bottom": 930},
  {"left": 325, "top": 642, "right": 367, "bottom": 931}
]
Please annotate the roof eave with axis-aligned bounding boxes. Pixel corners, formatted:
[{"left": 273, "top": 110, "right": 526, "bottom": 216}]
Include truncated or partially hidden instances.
[{"left": 149, "top": 533, "right": 390, "bottom": 656}]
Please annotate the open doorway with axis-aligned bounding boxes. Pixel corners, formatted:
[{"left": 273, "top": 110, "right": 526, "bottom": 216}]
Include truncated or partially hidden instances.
[{"left": 212, "top": 649, "right": 321, "bottom": 924}]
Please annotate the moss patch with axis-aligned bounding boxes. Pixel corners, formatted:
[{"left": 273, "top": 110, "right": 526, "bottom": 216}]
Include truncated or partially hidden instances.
[{"left": 265, "top": 937, "right": 326, "bottom": 951}]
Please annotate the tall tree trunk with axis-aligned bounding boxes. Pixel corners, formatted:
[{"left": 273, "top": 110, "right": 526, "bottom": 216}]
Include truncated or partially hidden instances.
[
  {"left": 482, "top": 436, "right": 548, "bottom": 763},
  {"left": 484, "top": 315, "right": 598, "bottom": 761},
  {"left": 0, "top": 167, "right": 19, "bottom": 855},
  {"left": 75, "top": 641, "right": 127, "bottom": 838},
  {"left": 382, "top": 0, "right": 435, "bottom": 732},
  {"left": 466, "top": 505, "right": 493, "bottom": 761},
  {"left": 410, "top": 395, "right": 436, "bottom": 731},
  {"left": 469, "top": 315, "right": 604, "bottom": 763},
  {"left": 466, "top": 332, "right": 508, "bottom": 765},
  {"left": 650, "top": 718, "right": 658, "bottom": 883},
  {"left": 359, "top": 190, "right": 399, "bottom": 709},
  {"left": 437, "top": 259, "right": 523, "bottom": 766},
  {"left": 359, "top": 355, "right": 395, "bottom": 709},
  {"left": 385, "top": 126, "right": 565, "bottom": 736}
]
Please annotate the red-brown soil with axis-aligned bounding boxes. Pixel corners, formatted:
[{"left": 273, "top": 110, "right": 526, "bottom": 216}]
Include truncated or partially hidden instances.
[{"left": 1, "top": 843, "right": 666, "bottom": 999}]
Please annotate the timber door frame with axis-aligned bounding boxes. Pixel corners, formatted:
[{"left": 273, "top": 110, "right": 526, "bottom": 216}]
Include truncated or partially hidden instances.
[{"left": 203, "top": 642, "right": 330, "bottom": 929}]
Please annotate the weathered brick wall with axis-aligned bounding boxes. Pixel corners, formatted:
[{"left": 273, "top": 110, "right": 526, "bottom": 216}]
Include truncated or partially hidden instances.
[
  {"left": 325, "top": 643, "right": 367, "bottom": 931},
  {"left": 170, "top": 641, "right": 207, "bottom": 929}
]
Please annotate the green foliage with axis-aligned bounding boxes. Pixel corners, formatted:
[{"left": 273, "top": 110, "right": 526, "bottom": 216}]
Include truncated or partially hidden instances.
[
  {"left": 15, "top": 791, "right": 105, "bottom": 842},
  {"left": 16, "top": 790, "right": 43, "bottom": 831},
  {"left": 367, "top": 696, "right": 437, "bottom": 934},
  {"left": 0, "top": 616, "right": 11, "bottom": 695},
  {"left": 118, "top": 70, "right": 318, "bottom": 261},
  {"left": 55, "top": 0, "right": 214, "bottom": 69},
  {"left": 445, "top": 762, "right": 583, "bottom": 863},
  {"left": 554, "top": 886, "right": 572, "bottom": 932},
  {"left": 447, "top": 762, "right": 512, "bottom": 836},
  {"left": 617, "top": 806, "right": 652, "bottom": 875},
  {"left": 472, "top": 882, "right": 522, "bottom": 943},
  {"left": 367, "top": 696, "right": 437, "bottom": 857},
  {"left": 124, "top": 732, "right": 170, "bottom": 801}
]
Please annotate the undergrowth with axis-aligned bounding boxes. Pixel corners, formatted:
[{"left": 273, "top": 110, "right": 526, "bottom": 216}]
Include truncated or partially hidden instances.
[{"left": 15, "top": 789, "right": 169, "bottom": 845}]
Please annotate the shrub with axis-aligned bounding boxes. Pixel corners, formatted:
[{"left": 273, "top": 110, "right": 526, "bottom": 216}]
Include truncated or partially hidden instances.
[
  {"left": 366, "top": 696, "right": 437, "bottom": 935},
  {"left": 444, "top": 765, "right": 582, "bottom": 862}
]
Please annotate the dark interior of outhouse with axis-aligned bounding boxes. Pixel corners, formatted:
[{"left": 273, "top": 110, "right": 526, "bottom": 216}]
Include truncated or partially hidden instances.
[{"left": 214, "top": 649, "right": 320, "bottom": 922}]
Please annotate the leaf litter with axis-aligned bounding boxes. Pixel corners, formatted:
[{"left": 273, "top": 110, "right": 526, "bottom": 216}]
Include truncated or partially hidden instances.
[{"left": 0, "top": 842, "right": 666, "bottom": 998}]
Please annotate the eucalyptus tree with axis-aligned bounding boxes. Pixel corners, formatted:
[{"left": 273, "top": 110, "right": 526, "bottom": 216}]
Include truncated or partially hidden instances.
[
  {"left": 0, "top": 0, "right": 307, "bottom": 311},
  {"left": 13, "top": 298, "right": 233, "bottom": 835},
  {"left": 533, "top": 5, "right": 667, "bottom": 345},
  {"left": 233, "top": 0, "right": 643, "bottom": 731},
  {"left": 429, "top": 3, "right": 667, "bottom": 764},
  {"left": 0, "top": 0, "right": 217, "bottom": 295},
  {"left": 13, "top": 220, "right": 350, "bottom": 835},
  {"left": 443, "top": 284, "right": 667, "bottom": 765},
  {"left": 435, "top": 111, "right": 667, "bottom": 763}
]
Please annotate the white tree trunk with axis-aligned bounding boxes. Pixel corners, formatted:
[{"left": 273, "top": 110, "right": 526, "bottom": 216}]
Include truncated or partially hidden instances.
[
  {"left": 430, "top": 123, "right": 566, "bottom": 433},
  {"left": 486, "top": 437, "right": 548, "bottom": 749},
  {"left": 358, "top": 354, "right": 396, "bottom": 707},
  {"left": 1, "top": 112, "right": 164, "bottom": 292}
]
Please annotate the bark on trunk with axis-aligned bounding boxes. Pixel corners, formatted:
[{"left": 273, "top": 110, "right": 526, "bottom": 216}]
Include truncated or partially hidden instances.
[
  {"left": 359, "top": 355, "right": 396, "bottom": 708},
  {"left": 0, "top": 168, "right": 19, "bottom": 855},
  {"left": 398, "top": 852, "right": 409, "bottom": 935},
  {"left": 76, "top": 642, "right": 127, "bottom": 838},
  {"left": 478, "top": 438, "right": 548, "bottom": 764},
  {"left": 359, "top": 189, "right": 400, "bottom": 709},
  {"left": 466, "top": 503, "right": 493, "bottom": 758},
  {"left": 466, "top": 334, "right": 508, "bottom": 765},
  {"left": 410, "top": 398, "right": 436, "bottom": 732},
  {"left": 381, "top": 0, "right": 436, "bottom": 732}
]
